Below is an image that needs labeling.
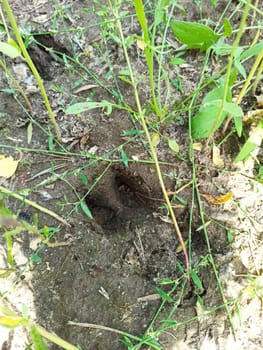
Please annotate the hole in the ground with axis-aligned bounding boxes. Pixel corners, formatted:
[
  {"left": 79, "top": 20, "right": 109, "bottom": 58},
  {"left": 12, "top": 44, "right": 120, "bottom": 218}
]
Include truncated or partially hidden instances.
[{"left": 85, "top": 170, "right": 151, "bottom": 231}]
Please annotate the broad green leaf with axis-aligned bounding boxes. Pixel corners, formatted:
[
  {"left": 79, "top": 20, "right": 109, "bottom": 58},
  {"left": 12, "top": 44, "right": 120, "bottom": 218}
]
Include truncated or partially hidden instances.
[
  {"left": 0, "top": 41, "right": 21, "bottom": 58},
  {"left": 191, "top": 105, "right": 227, "bottom": 139},
  {"left": 80, "top": 200, "right": 93, "bottom": 219},
  {"left": 168, "top": 139, "right": 179, "bottom": 153},
  {"left": 170, "top": 20, "right": 220, "bottom": 50},
  {"left": 210, "top": 100, "right": 243, "bottom": 117},
  {"left": 203, "top": 85, "right": 231, "bottom": 104},
  {"left": 223, "top": 18, "right": 232, "bottom": 37}
]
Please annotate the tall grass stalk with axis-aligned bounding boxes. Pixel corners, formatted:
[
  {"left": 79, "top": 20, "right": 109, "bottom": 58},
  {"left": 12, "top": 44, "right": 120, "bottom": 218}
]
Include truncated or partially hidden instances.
[
  {"left": 1, "top": 0, "right": 61, "bottom": 140},
  {"left": 111, "top": 0, "right": 189, "bottom": 272},
  {"left": 134, "top": 0, "right": 162, "bottom": 118},
  {"left": 207, "top": 0, "right": 252, "bottom": 141}
]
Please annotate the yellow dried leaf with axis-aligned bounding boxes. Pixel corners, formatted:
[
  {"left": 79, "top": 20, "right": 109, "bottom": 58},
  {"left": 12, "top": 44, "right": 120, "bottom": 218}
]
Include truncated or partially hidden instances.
[
  {"left": 212, "top": 145, "right": 224, "bottom": 167},
  {"left": 202, "top": 191, "right": 234, "bottom": 205},
  {"left": 256, "top": 94, "right": 263, "bottom": 107},
  {"left": 151, "top": 132, "right": 160, "bottom": 148},
  {"left": 193, "top": 142, "right": 203, "bottom": 151},
  {"left": 74, "top": 84, "right": 97, "bottom": 94},
  {"left": 0, "top": 315, "right": 24, "bottom": 328},
  {"left": 136, "top": 38, "right": 147, "bottom": 50},
  {"left": 0, "top": 155, "right": 19, "bottom": 178}
]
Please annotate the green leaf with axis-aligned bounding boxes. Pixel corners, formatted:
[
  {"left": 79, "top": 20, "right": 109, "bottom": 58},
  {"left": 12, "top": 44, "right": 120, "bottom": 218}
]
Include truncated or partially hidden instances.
[
  {"left": 30, "top": 325, "right": 47, "bottom": 350},
  {"left": 8, "top": 38, "right": 21, "bottom": 53},
  {"left": 31, "top": 253, "right": 42, "bottom": 264},
  {"left": 234, "top": 47, "right": 247, "bottom": 79},
  {"left": 65, "top": 100, "right": 113, "bottom": 115},
  {"left": 212, "top": 38, "right": 232, "bottom": 56},
  {"left": 240, "top": 41, "right": 263, "bottom": 60},
  {"left": 190, "top": 271, "right": 204, "bottom": 291},
  {"left": 79, "top": 173, "right": 88, "bottom": 186},
  {"left": 235, "top": 124, "right": 263, "bottom": 162},
  {"left": 0, "top": 41, "right": 21, "bottom": 58},
  {"left": 170, "top": 20, "right": 220, "bottom": 50},
  {"left": 121, "top": 148, "right": 129, "bottom": 167},
  {"left": 121, "top": 129, "right": 141, "bottom": 136},
  {"left": 118, "top": 69, "right": 130, "bottom": 76},
  {"left": 118, "top": 75, "right": 133, "bottom": 85},
  {"left": 168, "top": 139, "right": 180, "bottom": 153},
  {"left": 176, "top": 261, "right": 185, "bottom": 273},
  {"left": 223, "top": 18, "right": 232, "bottom": 37},
  {"left": 48, "top": 132, "right": 54, "bottom": 152},
  {"left": 134, "top": 0, "right": 149, "bottom": 42},
  {"left": 154, "top": 0, "right": 171, "bottom": 27},
  {"left": 226, "top": 229, "right": 234, "bottom": 243},
  {"left": 210, "top": 100, "right": 243, "bottom": 117},
  {"left": 203, "top": 85, "right": 231, "bottom": 104},
  {"left": 169, "top": 57, "right": 186, "bottom": 65},
  {"left": 160, "top": 319, "right": 177, "bottom": 326},
  {"left": 191, "top": 105, "right": 227, "bottom": 139},
  {"left": 233, "top": 116, "right": 243, "bottom": 137},
  {"left": 210, "top": 0, "right": 217, "bottom": 6},
  {"left": 155, "top": 287, "right": 173, "bottom": 302},
  {"left": 80, "top": 200, "right": 93, "bottom": 219}
]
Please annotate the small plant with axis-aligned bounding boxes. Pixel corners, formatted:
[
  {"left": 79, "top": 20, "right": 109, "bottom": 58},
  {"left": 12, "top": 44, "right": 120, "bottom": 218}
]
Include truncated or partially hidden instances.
[{"left": 0, "top": 304, "right": 80, "bottom": 350}]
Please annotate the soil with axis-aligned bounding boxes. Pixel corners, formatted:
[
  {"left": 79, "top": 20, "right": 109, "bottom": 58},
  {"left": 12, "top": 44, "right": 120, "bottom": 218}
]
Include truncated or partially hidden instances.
[{"left": 0, "top": 1, "right": 262, "bottom": 350}]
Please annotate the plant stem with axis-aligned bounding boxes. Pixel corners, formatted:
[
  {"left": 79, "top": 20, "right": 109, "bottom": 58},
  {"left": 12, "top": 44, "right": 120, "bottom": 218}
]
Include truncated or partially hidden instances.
[
  {"left": 113, "top": 1, "right": 189, "bottom": 272},
  {"left": 207, "top": 0, "right": 252, "bottom": 141},
  {"left": 0, "top": 185, "right": 69, "bottom": 226},
  {"left": 1, "top": 0, "right": 61, "bottom": 140},
  {"left": 34, "top": 324, "right": 79, "bottom": 350},
  {"left": 0, "top": 59, "right": 33, "bottom": 113}
]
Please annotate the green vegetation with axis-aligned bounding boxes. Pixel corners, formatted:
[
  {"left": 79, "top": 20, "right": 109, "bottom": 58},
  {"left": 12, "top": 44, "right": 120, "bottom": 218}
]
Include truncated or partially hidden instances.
[{"left": 0, "top": 0, "right": 262, "bottom": 349}]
